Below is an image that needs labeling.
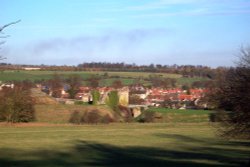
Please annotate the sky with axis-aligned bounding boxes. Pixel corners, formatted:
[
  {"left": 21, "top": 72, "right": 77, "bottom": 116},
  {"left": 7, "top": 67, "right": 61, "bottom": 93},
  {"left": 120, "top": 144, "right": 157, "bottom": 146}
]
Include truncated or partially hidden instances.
[{"left": 1, "top": 0, "right": 250, "bottom": 67}]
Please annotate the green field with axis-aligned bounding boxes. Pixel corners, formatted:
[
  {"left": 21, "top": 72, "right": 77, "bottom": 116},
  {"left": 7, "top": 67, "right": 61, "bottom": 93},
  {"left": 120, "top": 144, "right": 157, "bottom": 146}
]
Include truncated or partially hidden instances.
[
  {"left": 147, "top": 108, "right": 213, "bottom": 114},
  {"left": 145, "top": 108, "right": 214, "bottom": 123},
  {"left": 99, "top": 78, "right": 135, "bottom": 86},
  {"left": 0, "top": 70, "right": 209, "bottom": 88},
  {"left": 0, "top": 70, "right": 182, "bottom": 82},
  {"left": 0, "top": 123, "right": 249, "bottom": 167},
  {"left": 177, "top": 77, "right": 209, "bottom": 86},
  {"left": 0, "top": 70, "right": 94, "bottom": 81}
]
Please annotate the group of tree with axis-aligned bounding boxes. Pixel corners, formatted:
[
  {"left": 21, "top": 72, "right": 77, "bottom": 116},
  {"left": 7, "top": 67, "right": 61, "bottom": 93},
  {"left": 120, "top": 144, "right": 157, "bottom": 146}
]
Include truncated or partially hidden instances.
[
  {"left": 77, "top": 63, "right": 224, "bottom": 79},
  {"left": 44, "top": 73, "right": 101, "bottom": 97},
  {"left": 66, "top": 74, "right": 82, "bottom": 99},
  {"left": 209, "top": 46, "right": 250, "bottom": 139},
  {"left": 0, "top": 81, "right": 35, "bottom": 123},
  {"left": 0, "top": 21, "right": 35, "bottom": 123}
]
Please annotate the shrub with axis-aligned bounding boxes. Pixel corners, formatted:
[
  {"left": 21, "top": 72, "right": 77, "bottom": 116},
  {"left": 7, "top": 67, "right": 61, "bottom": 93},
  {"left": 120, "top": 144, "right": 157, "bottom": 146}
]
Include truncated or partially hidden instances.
[
  {"left": 69, "top": 109, "right": 114, "bottom": 124},
  {"left": 209, "top": 112, "right": 226, "bottom": 122},
  {"left": 0, "top": 87, "right": 35, "bottom": 123},
  {"left": 106, "top": 91, "right": 119, "bottom": 112},
  {"left": 91, "top": 90, "right": 100, "bottom": 105},
  {"left": 137, "top": 111, "right": 156, "bottom": 123},
  {"left": 69, "top": 110, "right": 82, "bottom": 124},
  {"left": 144, "top": 111, "right": 155, "bottom": 122},
  {"left": 82, "top": 110, "right": 102, "bottom": 124},
  {"left": 101, "top": 114, "right": 114, "bottom": 124}
]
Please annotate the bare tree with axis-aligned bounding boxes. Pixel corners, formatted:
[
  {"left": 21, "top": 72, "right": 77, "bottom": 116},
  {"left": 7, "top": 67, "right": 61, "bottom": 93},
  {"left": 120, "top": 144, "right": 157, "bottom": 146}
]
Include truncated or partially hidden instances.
[
  {"left": 213, "top": 46, "right": 250, "bottom": 139},
  {"left": 66, "top": 74, "right": 82, "bottom": 99},
  {"left": 0, "top": 20, "right": 21, "bottom": 60},
  {"left": 237, "top": 46, "right": 250, "bottom": 68},
  {"left": 48, "top": 73, "right": 63, "bottom": 98}
]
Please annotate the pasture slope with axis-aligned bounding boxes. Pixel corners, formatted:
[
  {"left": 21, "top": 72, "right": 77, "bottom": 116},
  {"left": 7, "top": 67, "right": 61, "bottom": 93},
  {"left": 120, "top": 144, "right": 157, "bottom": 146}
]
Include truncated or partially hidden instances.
[
  {"left": 0, "top": 70, "right": 181, "bottom": 81},
  {"left": 0, "top": 123, "right": 249, "bottom": 166},
  {"left": 0, "top": 70, "right": 203, "bottom": 86}
]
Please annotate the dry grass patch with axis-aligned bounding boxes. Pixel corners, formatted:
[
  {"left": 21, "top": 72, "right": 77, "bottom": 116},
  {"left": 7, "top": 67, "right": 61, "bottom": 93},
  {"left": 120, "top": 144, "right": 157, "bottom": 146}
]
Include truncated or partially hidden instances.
[{"left": 35, "top": 104, "right": 114, "bottom": 124}]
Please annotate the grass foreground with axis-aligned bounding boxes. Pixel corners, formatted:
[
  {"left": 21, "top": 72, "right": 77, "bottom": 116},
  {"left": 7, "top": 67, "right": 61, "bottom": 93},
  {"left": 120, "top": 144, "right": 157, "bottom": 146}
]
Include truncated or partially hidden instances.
[{"left": 0, "top": 123, "right": 249, "bottom": 167}]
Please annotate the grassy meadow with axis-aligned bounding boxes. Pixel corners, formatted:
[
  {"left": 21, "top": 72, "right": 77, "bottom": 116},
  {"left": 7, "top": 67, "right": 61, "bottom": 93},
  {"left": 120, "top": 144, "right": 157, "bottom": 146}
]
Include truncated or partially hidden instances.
[
  {"left": 0, "top": 123, "right": 249, "bottom": 167},
  {"left": 0, "top": 70, "right": 181, "bottom": 81},
  {"left": 0, "top": 105, "right": 250, "bottom": 166},
  {"left": 146, "top": 108, "right": 214, "bottom": 123},
  {"left": 0, "top": 70, "right": 202, "bottom": 87}
]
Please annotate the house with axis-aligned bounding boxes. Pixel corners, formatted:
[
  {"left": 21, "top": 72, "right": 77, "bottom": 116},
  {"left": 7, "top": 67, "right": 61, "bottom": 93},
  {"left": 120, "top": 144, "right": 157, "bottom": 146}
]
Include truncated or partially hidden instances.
[
  {"left": 130, "top": 84, "right": 149, "bottom": 100},
  {"left": 118, "top": 87, "right": 129, "bottom": 106},
  {"left": 23, "top": 67, "right": 41, "bottom": 70},
  {"left": 76, "top": 86, "right": 92, "bottom": 102},
  {"left": 0, "top": 83, "right": 14, "bottom": 90},
  {"left": 178, "top": 94, "right": 194, "bottom": 101}
]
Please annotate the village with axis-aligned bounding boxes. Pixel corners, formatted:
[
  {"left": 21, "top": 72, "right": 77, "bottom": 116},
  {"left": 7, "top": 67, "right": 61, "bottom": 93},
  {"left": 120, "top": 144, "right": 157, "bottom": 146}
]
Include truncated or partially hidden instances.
[
  {"left": 38, "top": 82, "right": 209, "bottom": 111},
  {"left": 0, "top": 80, "right": 209, "bottom": 109}
]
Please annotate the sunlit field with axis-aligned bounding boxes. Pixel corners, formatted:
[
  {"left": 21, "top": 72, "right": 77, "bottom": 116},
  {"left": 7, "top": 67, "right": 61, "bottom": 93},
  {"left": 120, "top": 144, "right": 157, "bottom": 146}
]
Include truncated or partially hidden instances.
[
  {"left": 0, "top": 70, "right": 181, "bottom": 81},
  {"left": 0, "top": 70, "right": 203, "bottom": 87},
  {"left": 0, "top": 123, "right": 249, "bottom": 167}
]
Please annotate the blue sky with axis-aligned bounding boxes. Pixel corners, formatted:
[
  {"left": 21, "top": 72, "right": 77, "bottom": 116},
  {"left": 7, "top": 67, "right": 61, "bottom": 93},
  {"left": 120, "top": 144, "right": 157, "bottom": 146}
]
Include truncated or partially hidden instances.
[{"left": 1, "top": 0, "right": 250, "bottom": 67}]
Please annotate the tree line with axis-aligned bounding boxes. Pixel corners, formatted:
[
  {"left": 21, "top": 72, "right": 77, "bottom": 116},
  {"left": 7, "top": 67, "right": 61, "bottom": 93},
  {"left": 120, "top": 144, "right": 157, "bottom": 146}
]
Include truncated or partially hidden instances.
[{"left": 0, "top": 63, "right": 229, "bottom": 80}]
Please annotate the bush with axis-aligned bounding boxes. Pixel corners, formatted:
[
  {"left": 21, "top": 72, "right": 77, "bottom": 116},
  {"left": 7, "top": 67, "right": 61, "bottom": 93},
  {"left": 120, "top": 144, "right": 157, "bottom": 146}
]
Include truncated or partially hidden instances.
[
  {"left": 144, "top": 111, "right": 155, "bottom": 122},
  {"left": 82, "top": 110, "right": 102, "bottom": 124},
  {"left": 106, "top": 91, "right": 119, "bottom": 112},
  {"left": 137, "top": 111, "right": 156, "bottom": 123},
  {"left": 0, "top": 87, "right": 35, "bottom": 123},
  {"left": 69, "top": 109, "right": 114, "bottom": 124},
  {"left": 91, "top": 90, "right": 100, "bottom": 105},
  {"left": 101, "top": 114, "right": 114, "bottom": 124},
  {"left": 69, "top": 110, "right": 82, "bottom": 124},
  {"left": 209, "top": 111, "right": 227, "bottom": 122}
]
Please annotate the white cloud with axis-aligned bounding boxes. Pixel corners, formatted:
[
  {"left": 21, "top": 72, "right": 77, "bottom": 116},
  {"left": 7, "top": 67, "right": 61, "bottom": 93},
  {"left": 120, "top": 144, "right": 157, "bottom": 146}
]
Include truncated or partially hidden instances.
[
  {"left": 123, "top": 0, "right": 250, "bottom": 18},
  {"left": 6, "top": 28, "right": 171, "bottom": 65},
  {"left": 126, "top": 0, "right": 199, "bottom": 11}
]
